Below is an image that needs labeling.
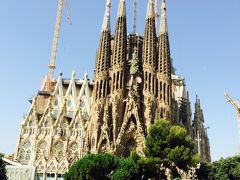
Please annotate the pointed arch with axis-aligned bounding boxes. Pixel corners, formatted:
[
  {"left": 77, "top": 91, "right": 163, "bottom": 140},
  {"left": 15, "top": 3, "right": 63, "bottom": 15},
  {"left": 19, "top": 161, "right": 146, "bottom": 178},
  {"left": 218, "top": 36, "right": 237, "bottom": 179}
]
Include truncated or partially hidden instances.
[
  {"left": 46, "top": 157, "right": 58, "bottom": 172},
  {"left": 36, "top": 156, "right": 47, "bottom": 173}
]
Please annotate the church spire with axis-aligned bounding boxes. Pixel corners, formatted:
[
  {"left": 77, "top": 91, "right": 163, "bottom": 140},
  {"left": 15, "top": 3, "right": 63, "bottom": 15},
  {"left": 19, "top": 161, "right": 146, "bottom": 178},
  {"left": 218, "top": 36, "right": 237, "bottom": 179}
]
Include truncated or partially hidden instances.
[
  {"left": 160, "top": 0, "right": 168, "bottom": 34},
  {"left": 117, "top": 0, "right": 126, "bottom": 17},
  {"left": 146, "top": 0, "right": 155, "bottom": 19},
  {"left": 158, "top": 0, "right": 171, "bottom": 76},
  {"left": 93, "top": 0, "right": 112, "bottom": 100},
  {"left": 156, "top": 0, "right": 172, "bottom": 120},
  {"left": 142, "top": 0, "right": 157, "bottom": 70},
  {"left": 142, "top": 0, "right": 158, "bottom": 129},
  {"left": 111, "top": 0, "right": 127, "bottom": 69},
  {"left": 102, "top": 0, "right": 111, "bottom": 32}
]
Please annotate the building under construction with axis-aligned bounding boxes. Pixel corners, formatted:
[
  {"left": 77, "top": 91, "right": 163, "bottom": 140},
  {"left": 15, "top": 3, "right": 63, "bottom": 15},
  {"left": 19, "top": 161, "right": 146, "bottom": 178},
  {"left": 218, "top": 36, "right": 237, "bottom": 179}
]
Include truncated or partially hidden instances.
[{"left": 4, "top": 0, "right": 211, "bottom": 179}]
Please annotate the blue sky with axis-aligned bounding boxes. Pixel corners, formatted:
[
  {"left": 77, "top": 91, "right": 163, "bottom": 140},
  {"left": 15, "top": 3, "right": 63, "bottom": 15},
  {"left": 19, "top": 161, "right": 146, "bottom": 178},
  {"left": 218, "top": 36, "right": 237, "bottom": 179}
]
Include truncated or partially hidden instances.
[{"left": 0, "top": 0, "right": 239, "bottom": 161}]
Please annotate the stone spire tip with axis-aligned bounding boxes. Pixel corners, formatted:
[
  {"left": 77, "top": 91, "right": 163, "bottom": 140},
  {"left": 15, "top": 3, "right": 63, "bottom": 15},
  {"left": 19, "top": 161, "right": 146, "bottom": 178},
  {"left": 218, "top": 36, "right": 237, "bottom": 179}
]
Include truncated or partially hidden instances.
[
  {"left": 117, "top": 0, "right": 126, "bottom": 17},
  {"left": 146, "top": 0, "right": 155, "bottom": 19},
  {"left": 102, "top": 0, "right": 111, "bottom": 32},
  {"left": 160, "top": 0, "right": 168, "bottom": 34}
]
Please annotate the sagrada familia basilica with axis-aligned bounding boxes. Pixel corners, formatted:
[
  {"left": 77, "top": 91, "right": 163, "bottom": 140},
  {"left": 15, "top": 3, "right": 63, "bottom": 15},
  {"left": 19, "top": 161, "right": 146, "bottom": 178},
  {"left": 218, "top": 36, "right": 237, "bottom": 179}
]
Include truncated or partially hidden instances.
[{"left": 3, "top": 0, "right": 211, "bottom": 179}]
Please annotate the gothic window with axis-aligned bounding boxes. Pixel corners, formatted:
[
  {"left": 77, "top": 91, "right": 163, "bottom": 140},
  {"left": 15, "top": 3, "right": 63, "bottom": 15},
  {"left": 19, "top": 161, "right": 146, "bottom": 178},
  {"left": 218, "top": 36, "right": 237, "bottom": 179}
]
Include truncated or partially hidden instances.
[
  {"left": 70, "top": 143, "right": 78, "bottom": 151},
  {"left": 52, "top": 110, "right": 59, "bottom": 119},
  {"left": 164, "top": 83, "right": 166, "bottom": 102},
  {"left": 58, "top": 162, "right": 68, "bottom": 174},
  {"left": 57, "top": 88, "right": 60, "bottom": 95},
  {"left": 38, "top": 141, "right": 47, "bottom": 150},
  {"left": 107, "top": 78, "right": 111, "bottom": 95},
  {"left": 57, "top": 174, "right": 64, "bottom": 180},
  {"left": 37, "top": 140, "right": 47, "bottom": 159},
  {"left": 80, "top": 138, "right": 83, "bottom": 148},
  {"left": 79, "top": 129, "right": 83, "bottom": 137},
  {"left": 75, "top": 123, "right": 80, "bottom": 129},
  {"left": 37, "top": 161, "right": 45, "bottom": 173},
  {"left": 54, "top": 99, "right": 58, "bottom": 106},
  {"left": 152, "top": 76, "right": 155, "bottom": 94},
  {"left": 19, "top": 149, "right": 25, "bottom": 161},
  {"left": 99, "top": 80, "right": 103, "bottom": 98},
  {"left": 113, "top": 74, "right": 115, "bottom": 91},
  {"left": 103, "top": 80, "right": 106, "bottom": 97},
  {"left": 29, "top": 120, "right": 33, "bottom": 127},
  {"left": 25, "top": 150, "right": 31, "bottom": 161},
  {"left": 67, "top": 100, "right": 72, "bottom": 107},
  {"left": 156, "top": 79, "right": 159, "bottom": 97},
  {"left": 53, "top": 141, "right": 64, "bottom": 161},
  {"left": 69, "top": 89, "right": 73, "bottom": 96},
  {"left": 116, "top": 72, "right": 119, "bottom": 89},
  {"left": 92, "top": 138, "right": 95, "bottom": 147},
  {"left": 36, "top": 173, "right": 44, "bottom": 180},
  {"left": 167, "top": 85, "right": 170, "bottom": 105},
  {"left": 67, "top": 142, "right": 79, "bottom": 162},
  {"left": 160, "top": 81, "right": 163, "bottom": 100},
  {"left": 120, "top": 72, "right": 123, "bottom": 89},
  {"left": 96, "top": 82, "right": 99, "bottom": 99},
  {"left": 148, "top": 73, "right": 151, "bottom": 92},
  {"left": 44, "top": 121, "right": 50, "bottom": 128},
  {"left": 19, "top": 140, "right": 31, "bottom": 164},
  {"left": 23, "top": 140, "right": 31, "bottom": 149}
]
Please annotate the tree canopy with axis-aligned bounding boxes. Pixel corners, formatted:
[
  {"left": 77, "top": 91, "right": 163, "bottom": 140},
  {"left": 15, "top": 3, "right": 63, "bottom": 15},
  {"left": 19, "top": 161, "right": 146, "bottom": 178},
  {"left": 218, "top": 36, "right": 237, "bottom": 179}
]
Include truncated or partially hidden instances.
[
  {"left": 144, "top": 119, "right": 199, "bottom": 171},
  {"left": 64, "top": 153, "right": 119, "bottom": 180},
  {"left": 0, "top": 153, "right": 7, "bottom": 180},
  {"left": 196, "top": 156, "right": 240, "bottom": 179},
  {"left": 65, "top": 119, "right": 199, "bottom": 179},
  {"left": 64, "top": 152, "right": 140, "bottom": 180}
]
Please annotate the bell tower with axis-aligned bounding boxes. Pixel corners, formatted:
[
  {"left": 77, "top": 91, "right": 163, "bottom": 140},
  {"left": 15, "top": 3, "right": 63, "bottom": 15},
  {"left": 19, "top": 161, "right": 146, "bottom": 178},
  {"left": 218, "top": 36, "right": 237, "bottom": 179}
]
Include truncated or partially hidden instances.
[
  {"left": 86, "top": 0, "right": 112, "bottom": 153},
  {"left": 110, "top": 0, "right": 128, "bottom": 146},
  {"left": 156, "top": 0, "right": 172, "bottom": 120},
  {"left": 142, "top": 0, "right": 158, "bottom": 129}
]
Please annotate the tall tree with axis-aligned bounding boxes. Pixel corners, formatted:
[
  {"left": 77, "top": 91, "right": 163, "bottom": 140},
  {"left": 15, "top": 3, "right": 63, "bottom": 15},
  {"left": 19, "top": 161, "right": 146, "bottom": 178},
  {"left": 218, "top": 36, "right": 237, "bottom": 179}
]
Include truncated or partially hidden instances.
[{"left": 143, "top": 119, "right": 199, "bottom": 178}]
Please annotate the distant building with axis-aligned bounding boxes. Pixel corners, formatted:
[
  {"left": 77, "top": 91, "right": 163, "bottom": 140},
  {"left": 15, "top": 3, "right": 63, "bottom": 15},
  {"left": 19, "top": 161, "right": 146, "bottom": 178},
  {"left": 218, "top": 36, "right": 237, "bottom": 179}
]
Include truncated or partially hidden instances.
[{"left": 6, "top": 0, "right": 210, "bottom": 179}]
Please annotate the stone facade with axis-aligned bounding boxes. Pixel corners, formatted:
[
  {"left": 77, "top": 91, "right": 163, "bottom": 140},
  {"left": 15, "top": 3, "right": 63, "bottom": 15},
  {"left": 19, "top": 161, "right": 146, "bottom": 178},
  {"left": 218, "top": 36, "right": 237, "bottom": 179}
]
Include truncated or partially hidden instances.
[
  {"left": 10, "top": 0, "right": 211, "bottom": 179},
  {"left": 13, "top": 73, "right": 92, "bottom": 179}
]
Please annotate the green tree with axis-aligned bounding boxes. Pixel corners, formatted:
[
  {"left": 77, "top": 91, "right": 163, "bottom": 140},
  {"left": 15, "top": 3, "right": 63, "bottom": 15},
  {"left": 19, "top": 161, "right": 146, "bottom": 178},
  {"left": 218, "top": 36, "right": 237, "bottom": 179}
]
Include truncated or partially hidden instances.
[
  {"left": 0, "top": 153, "right": 7, "bottom": 180},
  {"left": 111, "top": 157, "right": 138, "bottom": 180},
  {"left": 65, "top": 152, "right": 140, "bottom": 180},
  {"left": 111, "top": 151, "right": 141, "bottom": 180},
  {"left": 195, "top": 162, "right": 211, "bottom": 180},
  {"left": 197, "top": 156, "right": 240, "bottom": 180},
  {"left": 143, "top": 119, "right": 199, "bottom": 178},
  {"left": 64, "top": 153, "right": 119, "bottom": 180},
  {"left": 137, "top": 157, "right": 166, "bottom": 179}
]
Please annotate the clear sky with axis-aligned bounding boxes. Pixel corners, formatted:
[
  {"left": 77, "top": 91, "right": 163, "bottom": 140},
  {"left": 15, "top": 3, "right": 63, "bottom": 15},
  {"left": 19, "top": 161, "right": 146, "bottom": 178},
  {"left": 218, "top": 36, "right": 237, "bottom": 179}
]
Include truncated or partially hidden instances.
[{"left": 0, "top": 0, "right": 239, "bottom": 161}]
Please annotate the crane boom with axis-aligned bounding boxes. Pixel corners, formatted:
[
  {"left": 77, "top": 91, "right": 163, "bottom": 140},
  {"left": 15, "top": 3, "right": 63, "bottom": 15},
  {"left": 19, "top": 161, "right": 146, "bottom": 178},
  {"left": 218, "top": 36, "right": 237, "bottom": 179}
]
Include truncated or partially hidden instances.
[
  {"left": 48, "top": 0, "right": 63, "bottom": 80},
  {"left": 132, "top": 0, "right": 137, "bottom": 34},
  {"left": 64, "top": 0, "right": 72, "bottom": 24},
  {"left": 224, "top": 92, "right": 240, "bottom": 155},
  {"left": 224, "top": 92, "right": 240, "bottom": 111},
  {"left": 48, "top": 0, "right": 72, "bottom": 81}
]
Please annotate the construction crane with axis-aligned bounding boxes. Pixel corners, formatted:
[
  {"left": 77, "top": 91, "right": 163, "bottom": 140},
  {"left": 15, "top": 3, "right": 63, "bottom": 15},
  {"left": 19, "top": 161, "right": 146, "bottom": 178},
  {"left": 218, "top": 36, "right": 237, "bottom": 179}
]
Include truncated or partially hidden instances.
[
  {"left": 48, "top": 0, "right": 72, "bottom": 81},
  {"left": 132, "top": 0, "right": 137, "bottom": 34},
  {"left": 224, "top": 92, "right": 240, "bottom": 154}
]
